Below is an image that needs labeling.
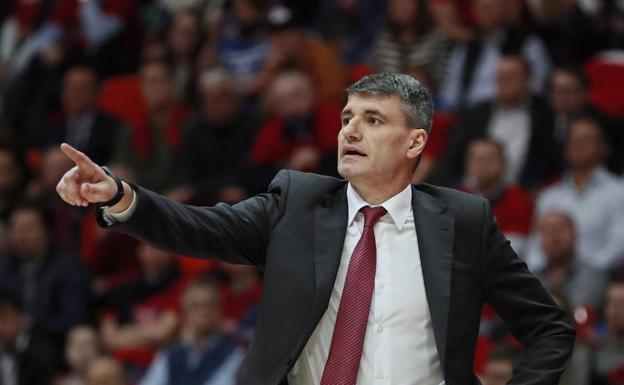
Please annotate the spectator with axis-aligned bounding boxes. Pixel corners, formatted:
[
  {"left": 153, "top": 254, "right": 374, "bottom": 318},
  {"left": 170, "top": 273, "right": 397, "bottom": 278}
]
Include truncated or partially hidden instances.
[
  {"left": 165, "top": 10, "right": 203, "bottom": 103},
  {"left": 461, "top": 138, "right": 534, "bottom": 254},
  {"left": 0, "top": 290, "right": 58, "bottom": 385},
  {"left": 86, "top": 357, "right": 128, "bottom": 385},
  {"left": 438, "top": 0, "right": 551, "bottom": 110},
  {"left": 372, "top": 0, "right": 451, "bottom": 85},
  {"left": 0, "top": 202, "right": 90, "bottom": 346},
  {"left": 252, "top": 5, "right": 346, "bottom": 104},
  {"left": 312, "top": 0, "right": 385, "bottom": 64},
  {"left": 444, "top": 55, "right": 560, "bottom": 189},
  {"left": 249, "top": 70, "right": 341, "bottom": 191},
  {"left": 532, "top": 211, "right": 607, "bottom": 309},
  {"left": 480, "top": 344, "right": 518, "bottom": 385},
  {"left": 200, "top": 0, "right": 270, "bottom": 91},
  {"left": 100, "top": 243, "right": 186, "bottom": 369},
  {"left": 176, "top": 68, "right": 256, "bottom": 205},
  {"left": 56, "top": 325, "right": 103, "bottom": 385},
  {"left": 219, "top": 263, "right": 261, "bottom": 332},
  {"left": 532, "top": 117, "right": 624, "bottom": 270},
  {"left": 590, "top": 274, "right": 624, "bottom": 384},
  {"left": 25, "top": 146, "right": 85, "bottom": 255},
  {"left": 140, "top": 278, "right": 245, "bottom": 385},
  {"left": 43, "top": 66, "right": 120, "bottom": 165},
  {"left": 0, "top": 145, "right": 26, "bottom": 221},
  {"left": 549, "top": 67, "right": 623, "bottom": 173},
  {"left": 111, "top": 60, "right": 191, "bottom": 194}
]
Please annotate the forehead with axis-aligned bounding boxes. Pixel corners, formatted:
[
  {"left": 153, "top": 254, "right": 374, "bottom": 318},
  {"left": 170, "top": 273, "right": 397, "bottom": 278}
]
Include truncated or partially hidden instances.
[{"left": 343, "top": 93, "right": 404, "bottom": 115}]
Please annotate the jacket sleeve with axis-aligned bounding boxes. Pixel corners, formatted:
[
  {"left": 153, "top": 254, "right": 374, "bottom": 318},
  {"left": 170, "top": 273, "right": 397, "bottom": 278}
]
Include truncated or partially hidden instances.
[
  {"left": 481, "top": 199, "right": 576, "bottom": 385},
  {"left": 95, "top": 170, "right": 291, "bottom": 267}
]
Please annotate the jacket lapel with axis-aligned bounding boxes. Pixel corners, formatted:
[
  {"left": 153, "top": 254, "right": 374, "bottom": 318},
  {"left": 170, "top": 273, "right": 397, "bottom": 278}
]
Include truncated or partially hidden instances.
[
  {"left": 311, "top": 184, "right": 349, "bottom": 320},
  {"left": 412, "top": 186, "right": 455, "bottom": 370}
]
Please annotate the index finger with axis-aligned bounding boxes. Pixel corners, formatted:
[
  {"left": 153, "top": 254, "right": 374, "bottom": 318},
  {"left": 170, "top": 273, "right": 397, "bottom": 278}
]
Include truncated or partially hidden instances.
[{"left": 60, "top": 143, "right": 98, "bottom": 172}]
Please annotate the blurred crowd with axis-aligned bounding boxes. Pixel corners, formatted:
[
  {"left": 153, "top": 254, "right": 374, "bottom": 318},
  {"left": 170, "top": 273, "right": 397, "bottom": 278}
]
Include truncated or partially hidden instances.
[{"left": 0, "top": 0, "right": 623, "bottom": 384}]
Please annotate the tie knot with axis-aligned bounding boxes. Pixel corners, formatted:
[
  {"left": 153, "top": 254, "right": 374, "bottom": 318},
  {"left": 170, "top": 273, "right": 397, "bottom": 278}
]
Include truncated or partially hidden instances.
[{"left": 361, "top": 206, "right": 387, "bottom": 228}]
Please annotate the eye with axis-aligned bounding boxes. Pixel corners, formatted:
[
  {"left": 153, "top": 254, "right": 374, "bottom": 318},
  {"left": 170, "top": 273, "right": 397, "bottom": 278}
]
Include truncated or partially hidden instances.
[
  {"left": 341, "top": 117, "right": 350, "bottom": 126},
  {"left": 368, "top": 117, "right": 380, "bottom": 125}
]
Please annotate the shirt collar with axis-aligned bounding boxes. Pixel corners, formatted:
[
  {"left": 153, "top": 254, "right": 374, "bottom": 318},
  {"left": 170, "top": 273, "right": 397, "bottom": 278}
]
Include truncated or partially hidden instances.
[{"left": 346, "top": 183, "right": 413, "bottom": 231}]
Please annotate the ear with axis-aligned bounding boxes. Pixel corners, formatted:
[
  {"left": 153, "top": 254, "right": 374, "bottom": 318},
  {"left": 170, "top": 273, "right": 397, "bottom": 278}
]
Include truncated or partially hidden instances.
[{"left": 406, "top": 129, "right": 428, "bottom": 161}]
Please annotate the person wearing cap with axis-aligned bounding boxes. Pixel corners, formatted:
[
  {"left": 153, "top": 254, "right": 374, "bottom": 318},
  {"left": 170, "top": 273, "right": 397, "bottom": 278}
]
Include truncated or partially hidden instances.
[{"left": 56, "top": 72, "right": 574, "bottom": 385}]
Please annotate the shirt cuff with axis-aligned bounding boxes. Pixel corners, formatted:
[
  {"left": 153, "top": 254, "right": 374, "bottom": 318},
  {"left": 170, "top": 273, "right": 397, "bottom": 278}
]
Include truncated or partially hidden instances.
[{"left": 102, "top": 187, "right": 137, "bottom": 223}]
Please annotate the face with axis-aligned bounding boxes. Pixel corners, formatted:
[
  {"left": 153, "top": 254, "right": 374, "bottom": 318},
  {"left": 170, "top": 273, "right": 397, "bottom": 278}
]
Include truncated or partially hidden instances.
[
  {"left": 605, "top": 284, "right": 624, "bottom": 337},
  {"left": 8, "top": 208, "right": 48, "bottom": 260},
  {"left": 0, "top": 304, "right": 24, "bottom": 346},
  {"left": 62, "top": 68, "right": 98, "bottom": 116},
  {"left": 41, "top": 148, "right": 74, "bottom": 191},
  {"left": 200, "top": 81, "right": 239, "bottom": 125},
  {"left": 496, "top": 58, "right": 529, "bottom": 105},
  {"left": 0, "top": 150, "right": 21, "bottom": 193},
  {"left": 183, "top": 286, "right": 222, "bottom": 336},
  {"left": 270, "top": 74, "right": 314, "bottom": 117},
  {"left": 482, "top": 359, "right": 513, "bottom": 385},
  {"left": 168, "top": 12, "right": 199, "bottom": 58},
  {"left": 465, "top": 140, "right": 505, "bottom": 187},
  {"left": 140, "top": 63, "right": 174, "bottom": 111},
  {"left": 566, "top": 119, "right": 605, "bottom": 169},
  {"left": 388, "top": 0, "right": 419, "bottom": 26},
  {"left": 474, "top": 0, "right": 507, "bottom": 31},
  {"left": 87, "top": 358, "right": 126, "bottom": 385},
  {"left": 538, "top": 212, "right": 575, "bottom": 263},
  {"left": 338, "top": 94, "right": 426, "bottom": 185},
  {"left": 137, "top": 243, "right": 172, "bottom": 274},
  {"left": 550, "top": 70, "right": 585, "bottom": 115},
  {"left": 65, "top": 326, "right": 100, "bottom": 373}
]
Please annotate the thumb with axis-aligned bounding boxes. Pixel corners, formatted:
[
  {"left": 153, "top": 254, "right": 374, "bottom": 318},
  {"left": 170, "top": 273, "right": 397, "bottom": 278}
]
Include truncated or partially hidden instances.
[{"left": 80, "top": 181, "right": 115, "bottom": 203}]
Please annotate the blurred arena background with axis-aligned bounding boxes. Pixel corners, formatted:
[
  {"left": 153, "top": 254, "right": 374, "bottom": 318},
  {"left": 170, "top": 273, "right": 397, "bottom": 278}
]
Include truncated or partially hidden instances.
[{"left": 0, "top": 0, "right": 623, "bottom": 384}]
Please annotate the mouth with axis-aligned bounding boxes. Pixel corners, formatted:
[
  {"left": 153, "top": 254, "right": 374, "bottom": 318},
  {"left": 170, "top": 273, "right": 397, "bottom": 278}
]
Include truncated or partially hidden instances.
[{"left": 342, "top": 146, "right": 367, "bottom": 158}]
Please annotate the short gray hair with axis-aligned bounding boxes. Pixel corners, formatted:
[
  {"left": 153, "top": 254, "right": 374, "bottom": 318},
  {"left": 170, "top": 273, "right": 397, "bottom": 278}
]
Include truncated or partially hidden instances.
[{"left": 346, "top": 72, "right": 433, "bottom": 132}]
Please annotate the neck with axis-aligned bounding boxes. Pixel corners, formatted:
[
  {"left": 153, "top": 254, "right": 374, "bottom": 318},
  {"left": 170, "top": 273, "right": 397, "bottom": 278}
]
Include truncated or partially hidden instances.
[
  {"left": 571, "top": 166, "right": 598, "bottom": 190},
  {"left": 350, "top": 176, "right": 411, "bottom": 205}
]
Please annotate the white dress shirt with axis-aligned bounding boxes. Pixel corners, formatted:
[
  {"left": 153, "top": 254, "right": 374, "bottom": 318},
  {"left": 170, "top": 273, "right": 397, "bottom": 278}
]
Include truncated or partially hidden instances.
[
  {"left": 288, "top": 183, "right": 444, "bottom": 385},
  {"left": 487, "top": 104, "right": 531, "bottom": 184}
]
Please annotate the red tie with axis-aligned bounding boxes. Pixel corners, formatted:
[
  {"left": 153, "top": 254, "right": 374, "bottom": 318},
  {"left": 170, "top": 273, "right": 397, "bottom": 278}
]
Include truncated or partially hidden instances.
[{"left": 320, "top": 206, "right": 387, "bottom": 385}]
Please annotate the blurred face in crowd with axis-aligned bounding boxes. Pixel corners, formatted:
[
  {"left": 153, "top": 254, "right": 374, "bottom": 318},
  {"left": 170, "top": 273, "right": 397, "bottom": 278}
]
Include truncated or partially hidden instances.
[
  {"left": 137, "top": 243, "right": 173, "bottom": 277},
  {"left": 65, "top": 326, "right": 101, "bottom": 374},
  {"left": 62, "top": 68, "right": 99, "bottom": 117},
  {"left": 538, "top": 212, "right": 575, "bottom": 264},
  {"left": 388, "top": 0, "right": 419, "bottom": 26},
  {"left": 0, "top": 149, "right": 22, "bottom": 194},
  {"left": 269, "top": 72, "right": 314, "bottom": 118},
  {"left": 566, "top": 118, "right": 606, "bottom": 170},
  {"left": 338, "top": 93, "right": 425, "bottom": 187},
  {"left": 605, "top": 283, "right": 624, "bottom": 338},
  {"left": 271, "top": 28, "right": 304, "bottom": 61},
  {"left": 140, "top": 62, "right": 174, "bottom": 112},
  {"left": 474, "top": 0, "right": 508, "bottom": 32},
  {"left": 168, "top": 11, "right": 200, "bottom": 59},
  {"left": 482, "top": 358, "right": 513, "bottom": 385},
  {"left": 41, "top": 147, "right": 74, "bottom": 192},
  {"left": 0, "top": 303, "right": 24, "bottom": 347},
  {"left": 234, "top": 0, "right": 264, "bottom": 29},
  {"left": 496, "top": 57, "right": 530, "bottom": 106},
  {"left": 87, "top": 357, "right": 126, "bottom": 385},
  {"left": 465, "top": 140, "right": 506, "bottom": 188},
  {"left": 199, "top": 74, "right": 240, "bottom": 126},
  {"left": 8, "top": 207, "right": 48, "bottom": 261},
  {"left": 183, "top": 284, "right": 222, "bottom": 338},
  {"left": 550, "top": 70, "right": 586, "bottom": 115}
]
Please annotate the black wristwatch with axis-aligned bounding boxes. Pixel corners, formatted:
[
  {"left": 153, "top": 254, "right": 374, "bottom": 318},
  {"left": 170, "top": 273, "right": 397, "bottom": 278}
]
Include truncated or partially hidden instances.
[{"left": 97, "top": 166, "right": 125, "bottom": 208}]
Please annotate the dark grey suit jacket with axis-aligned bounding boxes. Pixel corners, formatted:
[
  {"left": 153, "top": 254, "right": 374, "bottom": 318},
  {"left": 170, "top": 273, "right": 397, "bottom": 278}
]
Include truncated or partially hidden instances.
[{"left": 97, "top": 170, "right": 575, "bottom": 385}]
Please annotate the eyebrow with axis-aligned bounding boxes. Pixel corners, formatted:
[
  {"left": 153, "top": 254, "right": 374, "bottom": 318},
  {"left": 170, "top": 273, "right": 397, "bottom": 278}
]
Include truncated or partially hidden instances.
[{"left": 340, "top": 108, "right": 388, "bottom": 120}]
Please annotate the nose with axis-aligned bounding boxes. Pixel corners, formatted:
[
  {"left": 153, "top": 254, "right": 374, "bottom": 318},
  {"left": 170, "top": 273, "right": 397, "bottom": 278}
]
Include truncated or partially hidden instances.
[{"left": 341, "top": 118, "right": 362, "bottom": 142}]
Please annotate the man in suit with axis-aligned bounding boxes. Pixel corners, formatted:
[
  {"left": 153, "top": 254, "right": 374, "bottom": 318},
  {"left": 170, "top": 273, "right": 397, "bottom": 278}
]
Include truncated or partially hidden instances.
[
  {"left": 443, "top": 55, "right": 561, "bottom": 190},
  {"left": 56, "top": 72, "right": 575, "bottom": 385}
]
